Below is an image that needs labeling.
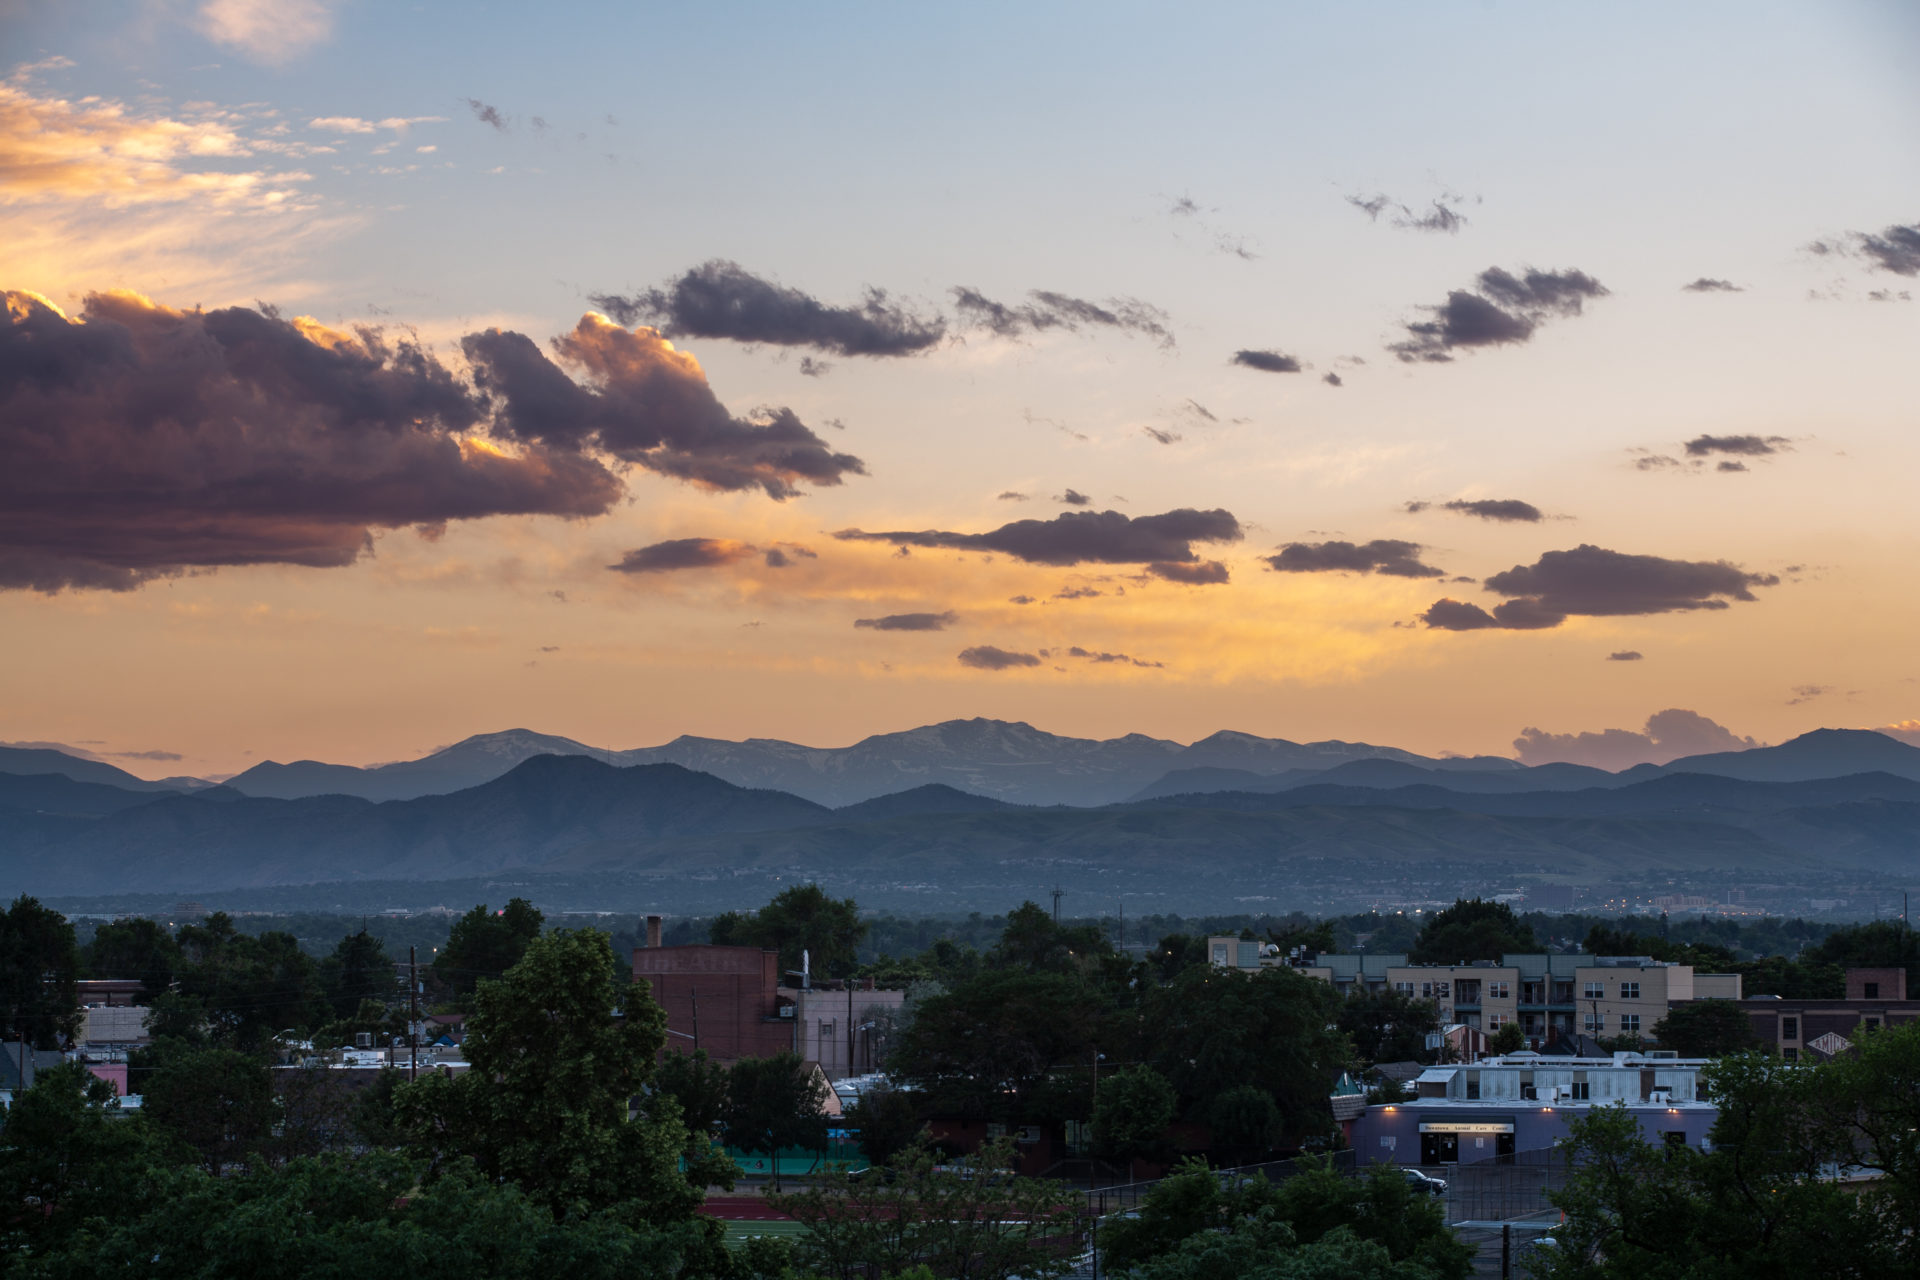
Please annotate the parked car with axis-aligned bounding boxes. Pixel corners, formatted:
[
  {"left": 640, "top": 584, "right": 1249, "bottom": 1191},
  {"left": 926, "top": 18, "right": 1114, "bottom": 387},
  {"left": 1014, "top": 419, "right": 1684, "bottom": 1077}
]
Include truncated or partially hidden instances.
[{"left": 1402, "top": 1167, "right": 1448, "bottom": 1195}]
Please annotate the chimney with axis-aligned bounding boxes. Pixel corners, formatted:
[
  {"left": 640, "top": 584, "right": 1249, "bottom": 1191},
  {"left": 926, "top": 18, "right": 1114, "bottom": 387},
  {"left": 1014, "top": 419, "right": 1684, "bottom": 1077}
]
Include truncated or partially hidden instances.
[{"left": 646, "top": 914, "right": 663, "bottom": 949}]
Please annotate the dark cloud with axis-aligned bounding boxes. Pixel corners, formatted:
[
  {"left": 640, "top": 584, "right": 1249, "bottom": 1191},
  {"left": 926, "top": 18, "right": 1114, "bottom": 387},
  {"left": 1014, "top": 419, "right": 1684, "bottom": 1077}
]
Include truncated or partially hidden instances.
[
  {"left": 1265, "top": 539, "right": 1443, "bottom": 578},
  {"left": 0, "top": 290, "right": 625, "bottom": 593},
  {"left": 1141, "top": 427, "right": 1181, "bottom": 445},
  {"left": 958, "top": 645, "right": 1042, "bottom": 671},
  {"left": 833, "top": 507, "right": 1242, "bottom": 567},
  {"left": 1635, "top": 454, "right": 1683, "bottom": 471},
  {"left": 1787, "top": 684, "right": 1831, "bottom": 706},
  {"left": 763, "top": 547, "right": 792, "bottom": 568},
  {"left": 1422, "top": 544, "right": 1779, "bottom": 631},
  {"left": 1054, "top": 586, "right": 1103, "bottom": 600},
  {"left": 1067, "top": 646, "right": 1163, "bottom": 669},
  {"left": 1148, "top": 559, "right": 1229, "bottom": 585},
  {"left": 1390, "top": 266, "right": 1608, "bottom": 363},
  {"left": 1231, "top": 349, "right": 1304, "bottom": 374},
  {"left": 1868, "top": 289, "right": 1912, "bottom": 303},
  {"left": 1818, "top": 222, "right": 1920, "bottom": 276},
  {"left": 1399, "top": 201, "right": 1467, "bottom": 234},
  {"left": 1008, "top": 594, "right": 1036, "bottom": 605},
  {"left": 798, "top": 356, "right": 832, "bottom": 377},
  {"left": 1346, "top": 192, "right": 1469, "bottom": 233},
  {"left": 1684, "top": 434, "right": 1789, "bottom": 457},
  {"left": 1323, "top": 372, "right": 1343, "bottom": 387},
  {"left": 1608, "top": 651, "right": 1643, "bottom": 662},
  {"left": 1406, "top": 498, "right": 1545, "bottom": 523},
  {"left": 110, "top": 749, "right": 184, "bottom": 761},
  {"left": 854, "top": 611, "right": 958, "bottom": 632},
  {"left": 539, "top": 645, "right": 561, "bottom": 653},
  {"left": 997, "top": 491, "right": 1030, "bottom": 501},
  {"left": 463, "top": 313, "right": 864, "bottom": 499},
  {"left": 1514, "top": 708, "right": 1760, "bottom": 770},
  {"left": 590, "top": 260, "right": 945, "bottom": 357},
  {"left": 1717, "top": 460, "right": 1748, "bottom": 473},
  {"left": 1057, "top": 489, "right": 1092, "bottom": 506},
  {"left": 951, "top": 287, "right": 1174, "bottom": 348},
  {"left": 466, "top": 98, "right": 509, "bottom": 131},
  {"left": 608, "top": 538, "right": 755, "bottom": 573},
  {"left": 1681, "top": 278, "right": 1743, "bottom": 293}
]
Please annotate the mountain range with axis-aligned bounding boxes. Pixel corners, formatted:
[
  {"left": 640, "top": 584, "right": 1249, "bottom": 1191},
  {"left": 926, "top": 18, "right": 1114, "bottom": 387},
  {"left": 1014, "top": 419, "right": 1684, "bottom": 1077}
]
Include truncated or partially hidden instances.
[{"left": 3, "top": 724, "right": 1919, "bottom": 900}]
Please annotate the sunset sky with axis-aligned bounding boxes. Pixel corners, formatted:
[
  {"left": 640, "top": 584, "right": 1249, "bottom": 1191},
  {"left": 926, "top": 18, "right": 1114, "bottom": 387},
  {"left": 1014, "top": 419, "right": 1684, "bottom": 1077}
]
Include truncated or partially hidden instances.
[{"left": 4, "top": 1, "right": 1918, "bottom": 781}]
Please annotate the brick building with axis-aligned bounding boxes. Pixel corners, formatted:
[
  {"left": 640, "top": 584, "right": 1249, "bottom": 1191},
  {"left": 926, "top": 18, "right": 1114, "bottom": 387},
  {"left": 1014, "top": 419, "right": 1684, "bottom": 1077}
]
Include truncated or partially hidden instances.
[
  {"left": 631, "top": 941, "right": 794, "bottom": 1064},
  {"left": 1742, "top": 967, "right": 1920, "bottom": 1060}
]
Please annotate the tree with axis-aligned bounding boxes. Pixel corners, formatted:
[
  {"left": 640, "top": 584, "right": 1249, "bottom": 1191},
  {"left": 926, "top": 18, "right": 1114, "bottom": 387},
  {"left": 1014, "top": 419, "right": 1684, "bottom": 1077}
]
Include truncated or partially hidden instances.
[
  {"left": 0, "top": 1061, "right": 164, "bottom": 1255},
  {"left": 1407, "top": 898, "right": 1535, "bottom": 964},
  {"left": 1543, "top": 1030, "right": 1920, "bottom": 1278},
  {"left": 653, "top": 1047, "right": 732, "bottom": 1167},
  {"left": 1207, "top": 1085, "right": 1283, "bottom": 1164},
  {"left": 715, "top": 884, "right": 868, "bottom": 980},
  {"left": 889, "top": 968, "right": 1103, "bottom": 1121},
  {"left": 1805, "top": 919, "right": 1920, "bottom": 991},
  {"left": 318, "top": 928, "right": 394, "bottom": 1020},
  {"left": 1102, "top": 1156, "right": 1470, "bottom": 1280},
  {"left": 1488, "top": 1021, "right": 1527, "bottom": 1054},
  {"left": 725, "top": 1051, "right": 828, "bottom": 1189},
  {"left": 844, "top": 1083, "right": 926, "bottom": 1171},
  {"left": 1338, "top": 986, "right": 1440, "bottom": 1066},
  {"left": 1092, "top": 1063, "right": 1176, "bottom": 1168},
  {"left": 771, "top": 1136, "right": 1081, "bottom": 1280},
  {"left": 433, "top": 898, "right": 544, "bottom": 998},
  {"left": 1651, "top": 999, "right": 1757, "bottom": 1057},
  {"left": 80, "top": 915, "right": 180, "bottom": 999},
  {"left": 169, "top": 914, "right": 329, "bottom": 1047},
  {"left": 396, "top": 927, "right": 710, "bottom": 1221},
  {"left": 1140, "top": 964, "right": 1349, "bottom": 1145},
  {"left": 140, "top": 1044, "right": 279, "bottom": 1175},
  {"left": 0, "top": 895, "right": 79, "bottom": 1049}
]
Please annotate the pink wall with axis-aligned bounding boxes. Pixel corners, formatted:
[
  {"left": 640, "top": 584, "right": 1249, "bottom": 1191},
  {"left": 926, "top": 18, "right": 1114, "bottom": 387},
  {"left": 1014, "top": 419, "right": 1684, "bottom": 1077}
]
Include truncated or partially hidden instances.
[{"left": 87, "top": 1062, "right": 128, "bottom": 1096}]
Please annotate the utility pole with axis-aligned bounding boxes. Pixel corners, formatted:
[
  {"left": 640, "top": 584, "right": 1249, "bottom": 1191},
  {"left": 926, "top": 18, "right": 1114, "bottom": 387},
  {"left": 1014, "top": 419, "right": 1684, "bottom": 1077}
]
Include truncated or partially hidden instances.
[
  {"left": 409, "top": 946, "right": 418, "bottom": 1082},
  {"left": 1051, "top": 887, "right": 1064, "bottom": 924},
  {"left": 690, "top": 989, "right": 700, "bottom": 1053}
]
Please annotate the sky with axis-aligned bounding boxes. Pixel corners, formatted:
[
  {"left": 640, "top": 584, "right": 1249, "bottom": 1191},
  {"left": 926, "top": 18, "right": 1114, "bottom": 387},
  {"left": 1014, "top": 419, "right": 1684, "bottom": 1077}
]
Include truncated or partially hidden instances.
[{"left": 3, "top": 0, "right": 1919, "bottom": 780}]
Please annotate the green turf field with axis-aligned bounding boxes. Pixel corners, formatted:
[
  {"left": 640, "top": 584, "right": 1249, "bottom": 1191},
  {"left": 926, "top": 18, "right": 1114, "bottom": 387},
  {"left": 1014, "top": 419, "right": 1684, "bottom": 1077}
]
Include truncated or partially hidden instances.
[{"left": 720, "top": 1218, "right": 810, "bottom": 1247}]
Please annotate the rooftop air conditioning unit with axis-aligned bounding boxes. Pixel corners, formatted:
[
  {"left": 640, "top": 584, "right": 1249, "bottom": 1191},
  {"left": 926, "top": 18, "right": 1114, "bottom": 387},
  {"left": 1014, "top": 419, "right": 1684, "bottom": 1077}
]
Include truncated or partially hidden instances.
[{"left": 354, "top": 1032, "right": 373, "bottom": 1048}]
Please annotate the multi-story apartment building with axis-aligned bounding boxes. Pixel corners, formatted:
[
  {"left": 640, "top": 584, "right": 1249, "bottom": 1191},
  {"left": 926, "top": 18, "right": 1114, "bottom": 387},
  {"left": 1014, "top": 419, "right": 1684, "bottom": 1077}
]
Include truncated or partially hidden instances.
[{"left": 1207, "top": 940, "right": 1740, "bottom": 1048}]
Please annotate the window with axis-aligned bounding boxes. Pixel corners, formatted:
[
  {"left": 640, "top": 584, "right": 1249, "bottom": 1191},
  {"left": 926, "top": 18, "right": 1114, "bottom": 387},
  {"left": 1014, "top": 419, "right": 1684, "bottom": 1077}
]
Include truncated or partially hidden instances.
[
  {"left": 1621, "top": 981, "right": 1641, "bottom": 1000},
  {"left": 1211, "top": 943, "right": 1228, "bottom": 965},
  {"left": 1783, "top": 1047, "right": 1798, "bottom": 1062},
  {"left": 1466, "top": 1076, "right": 1481, "bottom": 1100},
  {"left": 1781, "top": 1017, "right": 1798, "bottom": 1040},
  {"left": 1435, "top": 981, "right": 1451, "bottom": 999},
  {"left": 1584, "top": 1013, "right": 1605, "bottom": 1033},
  {"left": 1621, "top": 1014, "right": 1640, "bottom": 1033},
  {"left": 1488, "top": 981, "right": 1510, "bottom": 1000},
  {"left": 1865, "top": 1016, "right": 1883, "bottom": 1030},
  {"left": 1395, "top": 981, "right": 1415, "bottom": 996},
  {"left": 1570, "top": 1081, "right": 1591, "bottom": 1101},
  {"left": 1421, "top": 982, "right": 1433, "bottom": 998},
  {"left": 1865, "top": 982, "right": 1880, "bottom": 998},
  {"left": 1489, "top": 1014, "right": 1508, "bottom": 1029},
  {"left": 1584, "top": 982, "right": 1604, "bottom": 999}
]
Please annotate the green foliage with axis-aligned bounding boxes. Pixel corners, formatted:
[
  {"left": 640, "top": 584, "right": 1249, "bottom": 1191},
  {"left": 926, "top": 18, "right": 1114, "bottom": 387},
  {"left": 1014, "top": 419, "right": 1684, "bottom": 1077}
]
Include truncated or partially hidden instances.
[
  {"left": 1545, "top": 1026, "right": 1920, "bottom": 1278},
  {"left": 844, "top": 1083, "right": 927, "bottom": 1171},
  {"left": 889, "top": 967, "right": 1104, "bottom": 1121},
  {"left": 1488, "top": 1021, "right": 1527, "bottom": 1054},
  {"left": 10, "top": 1152, "right": 727, "bottom": 1280},
  {"left": 433, "top": 897, "right": 544, "bottom": 999},
  {"left": 0, "top": 1062, "right": 165, "bottom": 1255},
  {"left": 1337, "top": 985, "right": 1439, "bottom": 1067},
  {"left": 1804, "top": 919, "right": 1920, "bottom": 989},
  {"left": 317, "top": 927, "right": 395, "bottom": 1019},
  {"left": 1651, "top": 999, "right": 1757, "bottom": 1057},
  {"left": 725, "top": 1051, "right": 828, "bottom": 1188},
  {"left": 1093, "top": 1064, "right": 1177, "bottom": 1165},
  {"left": 1101, "top": 1156, "right": 1468, "bottom": 1280},
  {"left": 396, "top": 927, "right": 707, "bottom": 1221},
  {"left": 0, "top": 895, "right": 79, "bottom": 1048},
  {"left": 1207, "top": 1084, "right": 1283, "bottom": 1162},
  {"left": 1407, "top": 897, "right": 1536, "bottom": 965},
  {"left": 714, "top": 884, "right": 868, "bottom": 979},
  {"left": 1152, "top": 933, "right": 1209, "bottom": 982},
  {"left": 1140, "top": 965, "right": 1350, "bottom": 1145},
  {"left": 770, "top": 1136, "right": 1081, "bottom": 1280},
  {"left": 139, "top": 1043, "right": 278, "bottom": 1175},
  {"left": 171, "top": 912, "right": 330, "bottom": 1048},
  {"left": 79, "top": 915, "right": 180, "bottom": 998},
  {"left": 655, "top": 1047, "right": 732, "bottom": 1148}
]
